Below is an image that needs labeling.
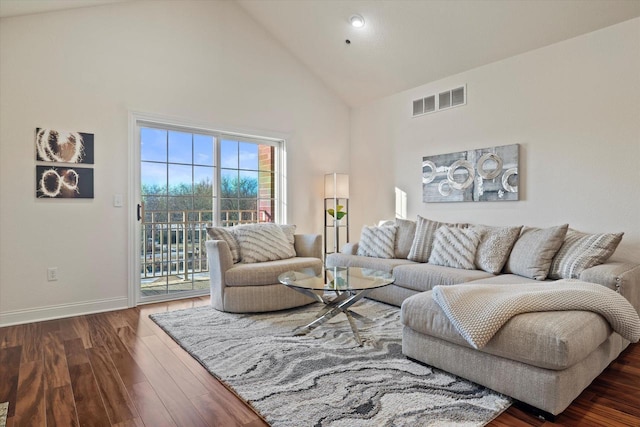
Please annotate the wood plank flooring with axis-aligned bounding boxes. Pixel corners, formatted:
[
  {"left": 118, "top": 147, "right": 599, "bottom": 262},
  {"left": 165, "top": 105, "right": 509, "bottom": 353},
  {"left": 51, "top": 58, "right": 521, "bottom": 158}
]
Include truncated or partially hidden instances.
[{"left": 0, "top": 296, "right": 638, "bottom": 426}]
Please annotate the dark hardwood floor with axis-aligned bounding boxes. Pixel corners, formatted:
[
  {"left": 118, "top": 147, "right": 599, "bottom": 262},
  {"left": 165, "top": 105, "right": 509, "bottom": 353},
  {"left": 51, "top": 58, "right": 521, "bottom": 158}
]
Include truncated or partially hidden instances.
[{"left": 0, "top": 296, "right": 638, "bottom": 426}]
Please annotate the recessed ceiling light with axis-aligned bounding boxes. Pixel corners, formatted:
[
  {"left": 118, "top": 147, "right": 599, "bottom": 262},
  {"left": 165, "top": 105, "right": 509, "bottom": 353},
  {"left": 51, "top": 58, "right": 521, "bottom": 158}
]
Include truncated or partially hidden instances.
[{"left": 350, "top": 14, "right": 365, "bottom": 28}]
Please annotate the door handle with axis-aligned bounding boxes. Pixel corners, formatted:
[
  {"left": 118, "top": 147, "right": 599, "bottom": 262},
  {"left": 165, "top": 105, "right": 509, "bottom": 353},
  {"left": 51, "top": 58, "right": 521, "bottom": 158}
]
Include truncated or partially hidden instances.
[{"left": 137, "top": 202, "right": 144, "bottom": 221}]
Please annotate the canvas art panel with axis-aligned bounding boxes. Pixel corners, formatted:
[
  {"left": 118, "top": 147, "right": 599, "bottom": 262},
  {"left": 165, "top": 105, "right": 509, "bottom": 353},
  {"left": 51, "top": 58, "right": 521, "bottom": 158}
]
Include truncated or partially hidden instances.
[
  {"left": 422, "top": 143, "right": 519, "bottom": 203},
  {"left": 35, "top": 128, "right": 95, "bottom": 164},
  {"left": 36, "top": 166, "right": 94, "bottom": 199}
]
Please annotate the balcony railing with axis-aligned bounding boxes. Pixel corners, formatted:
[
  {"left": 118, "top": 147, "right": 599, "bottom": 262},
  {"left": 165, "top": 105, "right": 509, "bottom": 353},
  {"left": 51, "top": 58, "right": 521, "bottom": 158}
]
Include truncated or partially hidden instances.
[{"left": 140, "top": 209, "right": 268, "bottom": 279}]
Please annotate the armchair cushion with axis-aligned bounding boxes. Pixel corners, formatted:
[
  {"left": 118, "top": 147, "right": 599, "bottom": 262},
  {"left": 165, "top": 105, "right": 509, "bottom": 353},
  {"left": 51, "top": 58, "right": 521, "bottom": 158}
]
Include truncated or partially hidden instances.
[{"left": 225, "top": 257, "right": 323, "bottom": 287}]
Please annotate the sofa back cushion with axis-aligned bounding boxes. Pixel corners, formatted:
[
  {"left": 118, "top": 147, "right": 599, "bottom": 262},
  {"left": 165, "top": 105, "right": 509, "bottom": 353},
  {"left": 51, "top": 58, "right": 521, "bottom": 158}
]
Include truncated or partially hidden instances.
[
  {"left": 357, "top": 225, "right": 397, "bottom": 259},
  {"left": 548, "top": 229, "right": 623, "bottom": 279},
  {"left": 394, "top": 218, "right": 417, "bottom": 259},
  {"left": 428, "top": 226, "right": 483, "bottom": 270},
  {"left": 473, "top": 225, "right": 523, "bottom": 274},
  {"left": 206, "top": 226, "right": 241, "bottom": 263},
  {"left": 505, "top": 224, "right": 568, "bottom": 280},
  {"left": 408, "top": 216, "right": 466, "bottom": 263},
  {"left": 234, "top": 223, "right": 296, "bottom": 263}
]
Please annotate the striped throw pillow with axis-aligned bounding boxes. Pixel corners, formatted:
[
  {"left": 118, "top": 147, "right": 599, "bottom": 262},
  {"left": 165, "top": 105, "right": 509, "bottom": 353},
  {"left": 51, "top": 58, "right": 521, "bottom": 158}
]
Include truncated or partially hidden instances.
[
  {"left": 408, "top": 216, "right": 466, "bottom": 263},
  {"left": 548, "top": 229, "right": 623, "bottom": 279},
  {"left": 206, "top": 226, "right": 240, "bottom": 263},
  {"left": 428, "top": 226, "right": 483, "bottom": 270},
  {"left": 357, "top": 225, "right": 397, "bottom": 259},
  {"left": 234, "top": 223, "right": 296, "bottom": 263}
]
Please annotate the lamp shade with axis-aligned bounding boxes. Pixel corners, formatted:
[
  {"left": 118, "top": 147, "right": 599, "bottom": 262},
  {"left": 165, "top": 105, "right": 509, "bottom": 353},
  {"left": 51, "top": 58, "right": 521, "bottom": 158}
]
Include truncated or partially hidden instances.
[{"left": 324, "top": 173, "right": 349, "bottom": 198}]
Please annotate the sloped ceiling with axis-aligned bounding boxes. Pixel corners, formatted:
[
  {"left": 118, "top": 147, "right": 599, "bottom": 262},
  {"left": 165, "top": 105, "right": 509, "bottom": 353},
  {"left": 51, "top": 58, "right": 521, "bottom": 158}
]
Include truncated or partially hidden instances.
[
  {"left": 2, "top": 0, "right": 639, "bottom": 107},
  {"left": 238, "top": 0, "right": 640, "bottom": 106}
]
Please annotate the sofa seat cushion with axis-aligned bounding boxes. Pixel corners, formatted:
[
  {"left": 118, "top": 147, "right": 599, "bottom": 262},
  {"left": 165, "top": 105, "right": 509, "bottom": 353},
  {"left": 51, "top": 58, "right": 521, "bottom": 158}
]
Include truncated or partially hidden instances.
[
  {"left": 392, "top": 264, "right": 493, "bottom": 293},
  {"left": 325, "top": 253, "right": 416, "bottom": 273},
  {"left": 225, "top": 257, "right": 322, "bottom": 287},
  {"left": 464, "top": 274, "right": 541, "bottom": 285},
  {"left": 401, "top": 290, "right": 613, "bottom": 370}
]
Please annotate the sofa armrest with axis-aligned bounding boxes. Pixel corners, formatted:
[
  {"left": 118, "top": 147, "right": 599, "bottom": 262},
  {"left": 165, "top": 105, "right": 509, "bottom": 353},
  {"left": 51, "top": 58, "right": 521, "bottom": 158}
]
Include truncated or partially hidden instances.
[
  {"left": 294, "top": 234, "right": 322, "bottom": 259},
  {"left": 580, "top": 262, "right": 640, "bottom": 314},
  {"left": 341, "top": 242, "right": 359, "bottom": 255},
  {"left": 206, "top": 240, "right": 234, "bottom": 311}
]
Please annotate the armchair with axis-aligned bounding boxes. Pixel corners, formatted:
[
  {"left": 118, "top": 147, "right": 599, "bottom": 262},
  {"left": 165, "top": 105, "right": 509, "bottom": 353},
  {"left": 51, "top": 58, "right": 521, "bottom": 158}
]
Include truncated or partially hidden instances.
[{"left": 206, "top": 233, "right": 323, "bottom": 313}]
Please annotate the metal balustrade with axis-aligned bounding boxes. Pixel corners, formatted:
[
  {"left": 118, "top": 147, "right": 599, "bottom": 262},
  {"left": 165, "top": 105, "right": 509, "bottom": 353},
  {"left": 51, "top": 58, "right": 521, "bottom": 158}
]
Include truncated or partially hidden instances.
[{"left": 140, "top": 209, "right": 266, "bottom": 279}]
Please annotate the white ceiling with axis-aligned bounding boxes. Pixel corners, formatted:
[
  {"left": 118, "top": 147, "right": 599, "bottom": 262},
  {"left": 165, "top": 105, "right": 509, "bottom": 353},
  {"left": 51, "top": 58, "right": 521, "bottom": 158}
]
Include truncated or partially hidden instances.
[{"left": 2, "top": 0, "right": 639, "bottom": 107}]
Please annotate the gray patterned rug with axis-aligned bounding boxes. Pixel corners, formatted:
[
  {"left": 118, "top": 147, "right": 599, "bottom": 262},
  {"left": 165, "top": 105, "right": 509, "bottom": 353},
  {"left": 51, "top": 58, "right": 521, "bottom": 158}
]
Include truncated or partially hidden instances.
[
  {"left": 0, "top": 402, "right": 7, "bottom": 427},
  {"left": 150, "top": 299, "right": 511, "bottom": 426}
]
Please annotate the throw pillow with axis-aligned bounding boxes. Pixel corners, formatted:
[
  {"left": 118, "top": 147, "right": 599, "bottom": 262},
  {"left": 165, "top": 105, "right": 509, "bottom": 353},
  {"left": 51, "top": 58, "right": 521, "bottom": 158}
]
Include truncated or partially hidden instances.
[
  {"left": 394, "top": 218, "right": 417, "bottom": 259},
  {"left": 357, "top": 225, "right": 397, "bottom": 259},
  {"left": 548, "top": 229, "right": 623, "bottom": 279},
  {"left": 206, "top": 226, "right": 240, "bottom": 264},
  {"left": 279, "top": 224, "right": 296, "bottom": 245},
  {"left": 233, "top": 223, "right": 296, "bottom": 263},
  {"left": 428, "top": 226, "right": 483, "bottom": 270},
  {"left": 504, "top": 224, "right": 569, "bottom": 280},
  {"left": 408, "top": 216, "right": 466, "bottom": 262},
  {"left": 474, "top": 225, "right": 523, "bottom": 274}
]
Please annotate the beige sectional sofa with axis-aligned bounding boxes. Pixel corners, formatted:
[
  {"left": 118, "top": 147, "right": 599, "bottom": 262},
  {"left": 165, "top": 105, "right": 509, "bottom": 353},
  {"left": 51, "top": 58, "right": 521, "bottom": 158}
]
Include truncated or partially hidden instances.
[{"left": 325, "top": 217, "right": 640, "bottom": 418}]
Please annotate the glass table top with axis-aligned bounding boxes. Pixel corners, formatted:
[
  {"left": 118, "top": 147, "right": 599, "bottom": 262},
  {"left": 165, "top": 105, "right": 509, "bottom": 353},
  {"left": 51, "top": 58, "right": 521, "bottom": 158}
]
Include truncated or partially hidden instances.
[{"left": 278, "top": 266, "right": 394, "bottom": 291}]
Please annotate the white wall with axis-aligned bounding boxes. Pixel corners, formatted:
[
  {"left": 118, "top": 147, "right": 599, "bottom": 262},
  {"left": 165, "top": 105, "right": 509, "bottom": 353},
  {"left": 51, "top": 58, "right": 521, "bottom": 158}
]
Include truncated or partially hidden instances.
[
  {"left": 0, "top": 1, "right": 350, "bottom": 325},
  {"left": 350, "top": 18, "right": 640, "bottom": 263}
]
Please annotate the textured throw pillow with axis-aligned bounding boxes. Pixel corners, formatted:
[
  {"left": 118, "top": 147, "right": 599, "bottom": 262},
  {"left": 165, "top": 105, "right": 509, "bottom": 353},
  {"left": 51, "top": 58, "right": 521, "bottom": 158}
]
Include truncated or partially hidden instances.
[
  {"left": 206, "top": 226, "right": 240, "bottom": 263},
  {"left": 357, "top": 225, "right": 397, "bottom": 259},
  {"left": 428, "top": 226, "right": 483, "bottom": 270},
  {"left": 394, "top": 218, "right": 417, "bottom": 259},
  {"left": 548, "top": 229, "right": 623, "bottom": 279},
  {"left": 233, "top": 223, "right": 296, "bottom": 263},
  {"left": 279, "top": 224, "right": 296, "bottom": 245},
  {"left": 474, "top": 225, "right": 523, "bottom": 274},
  {"left": 408, "top": 216, "right": 466, "bottom": 263},
  {"left": 505, "top": 224, "right": 569, "bottom": 280}
]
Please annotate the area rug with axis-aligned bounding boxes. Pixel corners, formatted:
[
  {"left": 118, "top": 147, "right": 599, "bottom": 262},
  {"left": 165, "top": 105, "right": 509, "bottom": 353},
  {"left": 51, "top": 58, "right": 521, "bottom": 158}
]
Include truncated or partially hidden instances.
[
  {"left": 0, "top": 402, "right": 8, "bottom": 427},
  {"left": 150, "top": 299, "right": 511, "bottom": 426}
]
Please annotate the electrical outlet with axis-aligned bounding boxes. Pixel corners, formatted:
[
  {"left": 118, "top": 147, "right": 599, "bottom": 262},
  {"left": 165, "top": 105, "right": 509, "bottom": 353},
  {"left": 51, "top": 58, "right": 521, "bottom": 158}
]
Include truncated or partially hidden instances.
[{"left": 47, "top": 267, "right": 58, "bottom": 281}]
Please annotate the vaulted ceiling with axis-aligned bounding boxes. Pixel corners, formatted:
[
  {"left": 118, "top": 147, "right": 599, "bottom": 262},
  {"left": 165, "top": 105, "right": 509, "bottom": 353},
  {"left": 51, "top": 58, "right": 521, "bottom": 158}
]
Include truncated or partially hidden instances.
[{"left": 2, "top": 0, "right": 639, "bottom": 107}]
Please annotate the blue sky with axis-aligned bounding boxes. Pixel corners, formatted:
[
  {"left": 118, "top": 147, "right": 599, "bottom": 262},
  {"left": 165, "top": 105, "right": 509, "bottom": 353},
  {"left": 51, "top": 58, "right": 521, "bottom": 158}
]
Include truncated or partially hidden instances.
[{"left": 140, "top": 128, "right": 259, "bottom": 188}]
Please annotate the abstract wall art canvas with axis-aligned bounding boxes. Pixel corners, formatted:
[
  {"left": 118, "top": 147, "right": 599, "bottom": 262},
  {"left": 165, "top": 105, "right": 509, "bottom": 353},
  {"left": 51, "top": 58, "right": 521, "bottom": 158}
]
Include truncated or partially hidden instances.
[
  {"left": 35, "top": 128, "right": 94, "bottom": 164},
  {"left": 422, "top": 144, "right": 519, "bottom": 203},
  {"left": 36, "top": 166, "right": 94, "bottom": 198}
]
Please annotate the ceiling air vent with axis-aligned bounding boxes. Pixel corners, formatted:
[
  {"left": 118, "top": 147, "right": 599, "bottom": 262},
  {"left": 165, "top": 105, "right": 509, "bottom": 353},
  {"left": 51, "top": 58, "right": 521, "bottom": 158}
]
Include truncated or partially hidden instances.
[{"left": 412, "top": 85, "right": 466, "bottom": 118}]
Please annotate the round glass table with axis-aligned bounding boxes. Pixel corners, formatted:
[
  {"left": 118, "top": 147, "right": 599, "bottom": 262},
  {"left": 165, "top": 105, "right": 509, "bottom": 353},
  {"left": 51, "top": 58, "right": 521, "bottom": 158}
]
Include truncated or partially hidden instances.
[{"left": 278, "top": 266, "right": 394, "bottom": 345}]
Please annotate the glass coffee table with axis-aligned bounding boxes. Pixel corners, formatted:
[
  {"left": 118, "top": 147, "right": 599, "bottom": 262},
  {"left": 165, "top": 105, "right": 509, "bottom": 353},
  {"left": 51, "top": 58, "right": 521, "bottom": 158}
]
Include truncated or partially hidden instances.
[{"left": 278, "top": 266, "right": 394, "bottom": 345}]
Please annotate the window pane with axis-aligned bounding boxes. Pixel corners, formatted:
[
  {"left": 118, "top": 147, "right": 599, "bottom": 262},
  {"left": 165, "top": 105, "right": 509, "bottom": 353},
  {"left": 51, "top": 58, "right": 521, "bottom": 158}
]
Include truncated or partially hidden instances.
[
  {"left": 239, "top": 142, "right": 259, "bottom": 170},
  {"left": 221, "top": 169, "right": 238, "bottom": 198},
  {"left": 141, "top": 162, "right": 167, "bottom": 195},
  {"left": 239, "top": 170, "right": 258, "bottom": 198},
  {"left": 168, "top": 164, "right": 192, "bottom": 194},
  {"left": 143, "top": 196, "right": 167, "bottom": 213},
  {"left": 194, "top": 134, "right": 214, "bottom": 166},
  {"left": 141, "top": 128, "right": 167, "bottom": 162},
  {"left": 193, "top": 166, "right": 214, "bottom": 197},
  {"left": 167, "top": 196, "right": 193, "bottom": 212},
  {"left": 168, "top": 131, "right": 192, "bottom": 164},
  {"left": 221, "top": 139, "right": 238, "bottom": 168},
  {"left": 220, "top": 199, "right": 238, "bottom": 226},
  {"left": 193, "top": 197, "right": 214, "bottom": 212}
]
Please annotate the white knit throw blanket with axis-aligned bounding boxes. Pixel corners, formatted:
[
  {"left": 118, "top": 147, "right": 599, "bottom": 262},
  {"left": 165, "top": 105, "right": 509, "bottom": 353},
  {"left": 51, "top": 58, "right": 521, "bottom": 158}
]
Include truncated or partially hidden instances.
[{"left": 432, "top": 279, "right": 640, "bottom": 349}]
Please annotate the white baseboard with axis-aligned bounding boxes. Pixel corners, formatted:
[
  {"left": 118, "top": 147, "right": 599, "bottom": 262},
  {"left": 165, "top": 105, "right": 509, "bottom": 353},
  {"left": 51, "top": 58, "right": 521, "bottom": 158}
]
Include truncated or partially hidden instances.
[{"left": 0, "top": 297, "right": 129, "bottom": 327}]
